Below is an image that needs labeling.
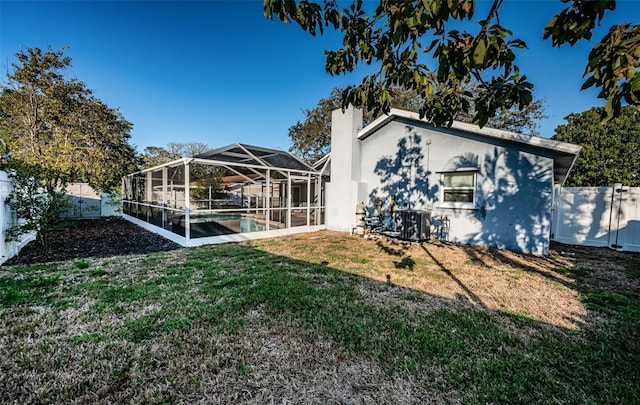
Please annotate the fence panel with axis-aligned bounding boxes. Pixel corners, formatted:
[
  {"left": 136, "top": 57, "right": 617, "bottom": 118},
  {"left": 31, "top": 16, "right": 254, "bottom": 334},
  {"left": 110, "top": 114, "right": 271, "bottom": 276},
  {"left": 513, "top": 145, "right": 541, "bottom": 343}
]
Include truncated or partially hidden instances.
[
  {"left": 552, "top": 186, "right": 640, "bottom": 252},
  {"left": 612, "top": 187, "right": 640, "bottom": 251},
  {"left": 60, "top": 183, "right": 122, "bottom": 219},
  {"left": 0, "top": 171, "right": 36, "bottom": 264},
  {"left": 62, "top": 183, "right": 102, "bottom": 218}
]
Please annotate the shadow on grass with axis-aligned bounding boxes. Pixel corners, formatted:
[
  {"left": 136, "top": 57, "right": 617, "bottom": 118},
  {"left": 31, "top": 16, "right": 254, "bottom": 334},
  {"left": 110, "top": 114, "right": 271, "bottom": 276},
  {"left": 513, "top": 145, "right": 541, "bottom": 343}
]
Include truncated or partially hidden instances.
[
  {"left": 195, "top": 242, "right": 638, "bottom": 400},
  {"left": 420, "top": 245, "right": 487, "bottom": 309},
  {"left": 194, "top": 243, "right": 639, "bottom": 403},
  {"left": 375, "top": 239, "right": 409, "bottom": 257},
  {"left": 1, "top": 239, "right": 639, "bottom": 403}
]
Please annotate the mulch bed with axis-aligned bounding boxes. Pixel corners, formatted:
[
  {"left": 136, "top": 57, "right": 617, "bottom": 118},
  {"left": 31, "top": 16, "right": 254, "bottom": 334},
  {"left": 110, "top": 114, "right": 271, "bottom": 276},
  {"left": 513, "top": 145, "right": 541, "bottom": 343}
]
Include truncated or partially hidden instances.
[{"left": 4, "top": 218, "right": 182, "bottom": 266}]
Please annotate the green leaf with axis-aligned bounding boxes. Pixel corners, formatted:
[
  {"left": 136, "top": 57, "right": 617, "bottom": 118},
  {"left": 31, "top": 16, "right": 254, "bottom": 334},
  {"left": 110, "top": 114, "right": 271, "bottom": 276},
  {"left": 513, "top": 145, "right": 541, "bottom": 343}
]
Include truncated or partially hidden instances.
[
  {"left": 543, "top": 16, "right": 558, "bottom": 40},
  {"left": 604, "top": 97, "right": 614, "bottom": 118},
  {"left": 581, "top": 76, "right": 597, "bottom": 90},
  {"left": 406, "top": 15, "right": 419, "bottom": 29},
  {"left": 472, "top": 39, "right": 487, "bottom": 67}
]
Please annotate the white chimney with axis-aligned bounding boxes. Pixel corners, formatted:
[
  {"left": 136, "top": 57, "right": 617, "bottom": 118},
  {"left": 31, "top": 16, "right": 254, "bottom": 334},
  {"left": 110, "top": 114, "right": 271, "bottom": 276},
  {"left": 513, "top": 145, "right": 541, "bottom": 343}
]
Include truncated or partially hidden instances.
[{"left": 325, "top": 106, "right": 364, "bottom": 232}]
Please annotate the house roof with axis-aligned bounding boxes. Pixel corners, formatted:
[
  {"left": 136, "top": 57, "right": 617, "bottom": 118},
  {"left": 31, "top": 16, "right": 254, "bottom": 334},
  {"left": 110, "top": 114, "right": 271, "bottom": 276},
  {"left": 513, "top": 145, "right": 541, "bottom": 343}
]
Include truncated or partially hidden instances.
[{"left": 357, "top": 108, "right": 582, "bottom": 185}]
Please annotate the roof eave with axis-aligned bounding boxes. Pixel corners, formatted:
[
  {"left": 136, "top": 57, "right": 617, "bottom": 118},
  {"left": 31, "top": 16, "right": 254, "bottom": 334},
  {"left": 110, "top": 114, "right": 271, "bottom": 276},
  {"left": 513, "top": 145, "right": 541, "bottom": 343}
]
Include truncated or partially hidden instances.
[{"left": 357, "top": 108, "right": 582, "bottom": 156}]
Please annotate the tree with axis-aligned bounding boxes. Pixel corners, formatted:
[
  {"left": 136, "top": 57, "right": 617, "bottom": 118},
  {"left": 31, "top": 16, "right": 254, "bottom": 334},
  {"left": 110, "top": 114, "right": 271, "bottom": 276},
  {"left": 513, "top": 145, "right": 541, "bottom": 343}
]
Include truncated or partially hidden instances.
[
  {"left": 140, "top": 146, "right": 180, "bottom": 168},
  {"left": 264, "top": 0, "right": 639, "bottom": 127},
  {"left": 0, "top": 47, "right": 137, "bottom": 193},
  {"left": 4, "top": 161, "right": 71, "bottom": 247},
  {"left": 454, "top": 83, "right": 547, "bottom": 135},
  {"left": 140, "top": 142, "right": 212, "bottom": 168},
  {"left": 290, "top": 84, "right": 545, "bottom": 163},
  {"left": 167, "top": 142, "right": 211, "bottom": 158},
  {"left": 0, "top": 47, "right": 137, "bottom": 245},
  {"left": 552, "top": 106, "right": 640, "bottom": 186},
  {"left": 289, "top": 86, "right": 424, "bottom": 162},
  {"left": 190, "top": 164, "right": 227, "bottom": 205}
]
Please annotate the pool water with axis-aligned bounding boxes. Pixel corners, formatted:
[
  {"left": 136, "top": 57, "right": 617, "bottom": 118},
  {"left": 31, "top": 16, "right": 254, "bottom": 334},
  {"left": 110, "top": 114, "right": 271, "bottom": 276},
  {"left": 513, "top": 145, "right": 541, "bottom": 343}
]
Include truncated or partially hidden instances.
[
  {"left": 239, "top": 217, "right": 266, "bottom": 233},
  {"left": 189, "top": 214, "right": 266, "bottom": 238}
]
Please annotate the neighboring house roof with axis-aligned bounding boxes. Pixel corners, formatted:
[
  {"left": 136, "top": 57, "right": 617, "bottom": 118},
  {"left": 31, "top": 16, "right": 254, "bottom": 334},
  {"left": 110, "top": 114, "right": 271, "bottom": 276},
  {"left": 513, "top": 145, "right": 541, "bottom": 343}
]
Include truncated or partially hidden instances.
[
  {"left": 357, "top": 108, "right": 582, "bottom": 185},
  {"left": 220, "top": 173, "right": 263, "bottom": 184}
]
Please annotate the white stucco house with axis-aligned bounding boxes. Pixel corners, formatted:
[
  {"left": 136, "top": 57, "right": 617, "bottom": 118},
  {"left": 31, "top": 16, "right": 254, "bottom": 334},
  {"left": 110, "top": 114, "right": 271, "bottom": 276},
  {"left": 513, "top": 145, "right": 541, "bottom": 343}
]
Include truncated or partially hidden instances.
[{"left": 325, "top": 107, "right": 582, "bottom": 255}]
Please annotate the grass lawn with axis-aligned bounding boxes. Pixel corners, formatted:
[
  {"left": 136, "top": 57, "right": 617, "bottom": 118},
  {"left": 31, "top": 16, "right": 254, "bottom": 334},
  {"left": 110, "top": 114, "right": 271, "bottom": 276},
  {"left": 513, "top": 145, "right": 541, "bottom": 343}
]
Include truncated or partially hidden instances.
[{"left": 1, "top": 230, "right": 639, "bottom": 403}]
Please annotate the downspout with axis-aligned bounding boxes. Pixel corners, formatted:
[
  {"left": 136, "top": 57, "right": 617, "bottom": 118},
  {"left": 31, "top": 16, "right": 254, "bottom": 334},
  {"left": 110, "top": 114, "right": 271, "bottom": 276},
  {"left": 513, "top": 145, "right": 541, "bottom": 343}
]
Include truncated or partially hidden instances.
[
  {"left": 162, "top": 166, "right": 167, "bottom": 230},
  {"left": 307, "top": 174, "right": 311, "bottom": 229}
]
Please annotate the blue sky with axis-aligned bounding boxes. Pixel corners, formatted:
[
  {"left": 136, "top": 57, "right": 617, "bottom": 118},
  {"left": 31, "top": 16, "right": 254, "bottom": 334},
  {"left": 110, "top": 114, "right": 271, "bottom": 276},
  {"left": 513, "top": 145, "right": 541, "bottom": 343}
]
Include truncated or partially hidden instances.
[{"left": 1, "top": 1, "right": 637, "bottom": 154}]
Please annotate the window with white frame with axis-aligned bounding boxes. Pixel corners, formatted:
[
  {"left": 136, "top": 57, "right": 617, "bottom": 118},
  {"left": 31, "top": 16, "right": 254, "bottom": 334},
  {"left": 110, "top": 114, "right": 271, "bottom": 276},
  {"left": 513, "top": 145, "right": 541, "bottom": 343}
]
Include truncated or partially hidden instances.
[{"left": 441, "top": 170, "right": 476, "bottom": 207}]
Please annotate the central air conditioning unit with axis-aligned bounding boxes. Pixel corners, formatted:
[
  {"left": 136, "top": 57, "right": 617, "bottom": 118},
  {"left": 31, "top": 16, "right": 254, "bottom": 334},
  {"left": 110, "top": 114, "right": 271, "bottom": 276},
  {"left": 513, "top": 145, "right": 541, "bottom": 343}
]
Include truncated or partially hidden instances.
[{"left": 398, "top": 210, "right": 430, "bottom": 241}]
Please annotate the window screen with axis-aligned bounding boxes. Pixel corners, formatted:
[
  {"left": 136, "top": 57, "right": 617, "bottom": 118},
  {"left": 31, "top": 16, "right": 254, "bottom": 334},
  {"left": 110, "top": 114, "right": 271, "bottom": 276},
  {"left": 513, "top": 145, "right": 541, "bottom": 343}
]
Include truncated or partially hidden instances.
[{"left": 443, "top": 172, "right": 475, "bottom": 203}]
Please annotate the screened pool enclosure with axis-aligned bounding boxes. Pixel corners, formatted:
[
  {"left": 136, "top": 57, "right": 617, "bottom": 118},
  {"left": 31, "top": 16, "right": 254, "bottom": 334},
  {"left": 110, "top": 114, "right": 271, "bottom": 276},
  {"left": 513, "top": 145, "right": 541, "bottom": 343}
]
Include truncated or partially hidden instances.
[{"left": 122, "top": 144, "right": 328, "bottom": 246}]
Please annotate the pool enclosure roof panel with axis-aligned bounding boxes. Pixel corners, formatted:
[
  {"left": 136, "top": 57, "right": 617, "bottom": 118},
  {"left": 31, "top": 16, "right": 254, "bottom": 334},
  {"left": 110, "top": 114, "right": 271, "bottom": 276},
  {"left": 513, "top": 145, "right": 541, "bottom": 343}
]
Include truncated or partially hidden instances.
[
  {"left": 313, "top": 153, "right": 331, "bottom": 176},
  {"left": 134, "top": 143, "right": 317, "bottom": 176},
  {"left": 196, "top": 143, "right": 314, "bottom": 172}
]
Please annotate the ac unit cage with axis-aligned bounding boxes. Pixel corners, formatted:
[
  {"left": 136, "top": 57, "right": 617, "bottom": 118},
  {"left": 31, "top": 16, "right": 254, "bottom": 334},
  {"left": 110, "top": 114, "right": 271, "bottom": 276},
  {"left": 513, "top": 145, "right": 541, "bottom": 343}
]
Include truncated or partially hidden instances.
[{"left": 397, "top": 210, "right": 430, "bottom": 241}]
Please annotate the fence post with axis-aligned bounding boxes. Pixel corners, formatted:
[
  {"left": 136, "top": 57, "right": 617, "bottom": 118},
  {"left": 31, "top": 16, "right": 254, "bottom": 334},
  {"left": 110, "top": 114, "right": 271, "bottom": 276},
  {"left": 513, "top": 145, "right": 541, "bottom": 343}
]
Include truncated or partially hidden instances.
[{"left": 611, "top": 183, "right": 629, "bottom": 250}]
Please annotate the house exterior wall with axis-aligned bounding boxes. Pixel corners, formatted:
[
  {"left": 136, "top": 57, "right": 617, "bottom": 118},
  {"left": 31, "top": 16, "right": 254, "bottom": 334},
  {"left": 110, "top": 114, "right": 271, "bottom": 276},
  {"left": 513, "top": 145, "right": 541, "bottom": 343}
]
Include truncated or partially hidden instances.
[{"left": 328, "top": 108, "right": 558, "bottom": 255}]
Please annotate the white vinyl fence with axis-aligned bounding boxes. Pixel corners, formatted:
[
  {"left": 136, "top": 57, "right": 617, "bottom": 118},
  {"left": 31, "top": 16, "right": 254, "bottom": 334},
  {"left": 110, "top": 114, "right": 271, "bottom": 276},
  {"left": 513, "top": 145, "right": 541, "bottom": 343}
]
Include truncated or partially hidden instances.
[
  {"left": 0, "top": 175, "right": 122, "bottom": 265},
  {"left": 61, "top": 183, "right": 122, "bottom": 219},
  {"left": 0, "top": 171, "right": 36, "bottom": 265},
  {"left": 551, "top": 185, "right": 640, "bottom": 252}
]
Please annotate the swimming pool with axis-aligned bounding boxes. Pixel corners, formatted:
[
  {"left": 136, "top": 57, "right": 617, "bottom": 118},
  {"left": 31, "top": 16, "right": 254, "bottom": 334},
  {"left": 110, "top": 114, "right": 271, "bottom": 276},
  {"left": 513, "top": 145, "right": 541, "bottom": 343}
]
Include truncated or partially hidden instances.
[{"left": 189, "top": 214, "right": 267, "bottom": 238}]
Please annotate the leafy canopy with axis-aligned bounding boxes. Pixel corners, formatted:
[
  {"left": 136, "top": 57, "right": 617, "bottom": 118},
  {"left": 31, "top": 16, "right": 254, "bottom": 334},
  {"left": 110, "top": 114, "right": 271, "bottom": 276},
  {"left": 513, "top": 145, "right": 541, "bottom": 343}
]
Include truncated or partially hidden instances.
[
  {"left": 290, "top": 85, "right": 545, "bottom": 163},
  {"left": 4, "top": 160, "right": 71, "bottom": 247},
  {"left": 552, "top": 106, "right": 639, "bottom": 187},
  {"left": 289, "top": 86, "right": 424, "bottom": 162},
  {"left": 0, "top": 47, "right": 137, "bottom": 193},
  {"left": 140, "top": 142, "right": 212, "bottom": 168},
  {"left": 264, "top": 0, "right": 639, "bottom": 126},
  {"left": 0, "top": 46, "right": 138, "bottom": 245}
]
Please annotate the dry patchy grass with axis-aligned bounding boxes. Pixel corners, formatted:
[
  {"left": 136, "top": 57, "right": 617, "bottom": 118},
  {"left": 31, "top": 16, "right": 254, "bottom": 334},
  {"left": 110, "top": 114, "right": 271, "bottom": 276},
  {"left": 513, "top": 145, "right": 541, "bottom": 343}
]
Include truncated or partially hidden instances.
[
  {"left": 255, "top": 231, "right": 636, "bottom": 329},
  {"left": 1, "top": 229, "right": 639, "bottom": 404}
]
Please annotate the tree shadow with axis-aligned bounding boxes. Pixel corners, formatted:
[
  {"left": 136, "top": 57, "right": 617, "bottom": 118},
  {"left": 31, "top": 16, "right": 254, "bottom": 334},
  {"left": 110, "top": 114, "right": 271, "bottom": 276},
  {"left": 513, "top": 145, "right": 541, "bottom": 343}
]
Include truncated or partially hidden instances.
[
  {"left": 420, "top": 244, "right": 487, "bottom": 309},
  {"left": 475, "top": 246, "right": 583, "bottom": 291},
  {"left": 3, "top": 235, "right": 638, "bottom": 404},
  {"left": 446, "top": 147, "right": 554, "bottom": 254},
  {"left": 375, "top": 239, "right": 408, "bottom": 257},
  {"left": 460, "top": 245, "right": 491, "bottom": 267},
  {"left": 553, "top": 187, "right": 614, "bottom": 247},
  {"left": 394, "top": 256, "right": 416, "bottom": 270},
  {"left": 368, "top": 126, "right": 439, "bottom": 224}
]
